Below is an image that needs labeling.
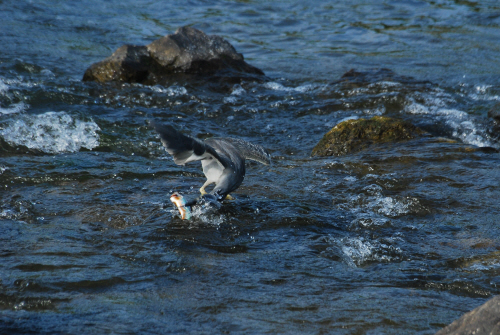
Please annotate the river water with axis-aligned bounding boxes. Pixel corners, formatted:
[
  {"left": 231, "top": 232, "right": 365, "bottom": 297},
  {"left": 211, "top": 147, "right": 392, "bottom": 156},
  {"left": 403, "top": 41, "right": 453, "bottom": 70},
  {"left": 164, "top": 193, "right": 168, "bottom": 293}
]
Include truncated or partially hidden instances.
[{"left": 1, "top": 1, "right": 500, "bottom": 334}]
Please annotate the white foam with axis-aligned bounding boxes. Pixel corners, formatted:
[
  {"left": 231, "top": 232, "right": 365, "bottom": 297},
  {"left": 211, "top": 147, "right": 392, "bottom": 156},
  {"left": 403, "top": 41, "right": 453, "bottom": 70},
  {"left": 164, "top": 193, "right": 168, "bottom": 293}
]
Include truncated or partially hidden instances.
[
  {"left": 326, "top": 116, "right": 359, "bottom": 129},
  {"left": 405, "top": 101, "right": 432, "bottom": 115},
  {"left": 369, "top": 196, "right": 415, "bottom": 217},
  {"left": 436, "top": 108, "right": 468, "bottom": 118},
  {"left": 368, "top": 81, "right": 402, "bottom": 88},
  {"left": 465, "top": 84, "right": 500, "bottom": 101},
  {"left": 350, "top": 215, "right": 391, "bottom": 229},
  {"left": 338, "top": 116, "right": 359, "bottom": 123},
  {"left": 363, "top": 107, "right": 386, "bottom": 115},
  {"left": 0, "top": 78, "right": 8, "bottom": 94},
  {"left": 150, "top": 85, "right": 187, "bottom": 96},
  {"left": 2, "top": 77, "right": 35, "bottom": 89},
  {"left": 339, "top": 184, "right": 424, "bottom": 218},
  {"left": 405, "top": 96, "right": 495, "bottom": 148},
  {"left": 468, "top": 262, "right": 500, "bottom": 271},
  {"left": 40, "top": 69, "right": 55, "bottom": 77},
  {"left": 223, "top": 96, "right": 238, "bottom": 104},
  {"left": 0, "top": 112, "right": 100, "bottom": 153},
  {"left": 365, "top": 187, "right": 422, "bottom": 217},
  {"left": 223, "top": 85, "right": 246, "bottom": 105},
  {"left": 345, "top": 87, "right": 367, "bottom": 96},
  {"left": 0, "top": 102, "right": 27, "bottom": 115},
  {"left": 264, "top": 81, "right": 315, "bottom": 93},
  {"left": 325, "top": 236, "right": 402, "bottom": 267},
  {"left": 475, "top": 85, "right": 492, "bottom": 94},
  {"left": 184, "top": 200, "right": 225, "bottom": 226},
  {"left": 469, "top": 94, "right": 500, "bottom": 102},
  {"left": 363, "top": 183, "right": 383, "bottom": 195},
  {"left": 340, "top": 237, "right": 375, "bottom": 267},
  {"left": 231, "top": 84, "right": 246, "bottom": 96}
]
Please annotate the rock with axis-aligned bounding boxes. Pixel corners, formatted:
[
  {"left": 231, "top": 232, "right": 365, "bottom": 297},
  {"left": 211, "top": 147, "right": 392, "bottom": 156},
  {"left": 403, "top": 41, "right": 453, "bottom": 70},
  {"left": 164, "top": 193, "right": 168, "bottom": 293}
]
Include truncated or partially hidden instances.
[
  {"left": 83, "top": 26, "right": 264, "bottom": 84},
  {"left": 488, "top": 105, "right": 500, "bottom": 123},
  {"left": 435, "top": 295, "right": 500, "bottom": 335},
  {"left": 83, "top": 45, "right": 152, "bottom": 83},
  {"left": 333, "top": 68, "right": 432, "bottom": 87},
  {"left": 339, "top": 68, "right": 399, "bottom": 83},
  {"left": 311, "top": 116, "right": 425, "bottom": 156},
  {"left": 487, "top": 104, "right": 500, "bottom": 140}
]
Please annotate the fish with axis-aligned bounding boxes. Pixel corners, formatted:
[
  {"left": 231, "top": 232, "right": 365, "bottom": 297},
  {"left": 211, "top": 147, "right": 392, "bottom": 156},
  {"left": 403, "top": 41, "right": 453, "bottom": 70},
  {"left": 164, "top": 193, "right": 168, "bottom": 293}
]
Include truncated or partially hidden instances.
[{"left": 170, "top": 192, "right": 192, "bottom": 220}]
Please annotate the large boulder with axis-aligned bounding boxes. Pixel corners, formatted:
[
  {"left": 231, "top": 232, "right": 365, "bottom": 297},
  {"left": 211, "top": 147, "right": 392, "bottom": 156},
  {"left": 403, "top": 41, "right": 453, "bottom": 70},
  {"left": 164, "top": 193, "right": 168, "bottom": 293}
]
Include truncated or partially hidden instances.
[
  {"left": 435, "top": 295, "right": 500, "bottom": 335},
  {"left": 311, "top": 116, "right": 425, "bottom": 156},
  {"left": 83, "top": 26, "right": 264, "bottom": 84}
]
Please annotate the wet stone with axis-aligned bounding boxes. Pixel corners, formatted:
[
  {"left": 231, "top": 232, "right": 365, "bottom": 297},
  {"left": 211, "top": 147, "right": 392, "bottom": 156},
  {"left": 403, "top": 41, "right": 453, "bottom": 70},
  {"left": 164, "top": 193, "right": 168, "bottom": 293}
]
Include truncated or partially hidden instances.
[
  {"left": 489, "top": 105, "right": 500, "bottom": 138},
  {"left": 83, "top": 26, "right": 264, "bottom": 85},
  {"left": 435, "top": 295, "right": 500, "bottom": 335},
  {"left": 311, "top": 116, "right": 426, "bottom": 157},
  {"left": 333, "top": 68, "right": 433, "bottom": 87},
  {"left": 488, "top": 105, "right": 500, "bottom": 123}
]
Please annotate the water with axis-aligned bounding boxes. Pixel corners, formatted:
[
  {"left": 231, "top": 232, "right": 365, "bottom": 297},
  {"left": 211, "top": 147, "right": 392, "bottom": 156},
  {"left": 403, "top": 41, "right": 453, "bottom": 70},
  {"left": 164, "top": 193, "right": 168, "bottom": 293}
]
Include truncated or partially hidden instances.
[{"left": 1, "top": 0, "right": 500, "bottom": 334}]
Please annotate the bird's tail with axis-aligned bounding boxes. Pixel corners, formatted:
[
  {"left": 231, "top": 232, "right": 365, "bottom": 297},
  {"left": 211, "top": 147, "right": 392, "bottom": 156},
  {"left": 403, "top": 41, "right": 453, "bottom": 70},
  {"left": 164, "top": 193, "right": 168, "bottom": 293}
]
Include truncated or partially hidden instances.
[{"left": 222, "top": 137, "right": 272, "bottom": 165}]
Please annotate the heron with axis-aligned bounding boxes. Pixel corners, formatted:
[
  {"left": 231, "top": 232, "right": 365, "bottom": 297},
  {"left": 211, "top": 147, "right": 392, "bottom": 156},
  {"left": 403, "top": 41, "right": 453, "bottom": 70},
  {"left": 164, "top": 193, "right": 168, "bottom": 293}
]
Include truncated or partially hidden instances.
[{"left": 152, "top": 122, "right": 271, "bottom": 219}]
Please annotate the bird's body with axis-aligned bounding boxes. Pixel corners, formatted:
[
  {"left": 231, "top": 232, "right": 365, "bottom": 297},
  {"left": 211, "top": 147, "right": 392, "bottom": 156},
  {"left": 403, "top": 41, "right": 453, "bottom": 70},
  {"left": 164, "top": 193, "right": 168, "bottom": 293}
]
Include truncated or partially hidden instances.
[
  {"left": 152, "top": 122, "right": 271, "bottom": 218},
  {"left": 199, "top": 137, "right": 246, "bottom": 199}
]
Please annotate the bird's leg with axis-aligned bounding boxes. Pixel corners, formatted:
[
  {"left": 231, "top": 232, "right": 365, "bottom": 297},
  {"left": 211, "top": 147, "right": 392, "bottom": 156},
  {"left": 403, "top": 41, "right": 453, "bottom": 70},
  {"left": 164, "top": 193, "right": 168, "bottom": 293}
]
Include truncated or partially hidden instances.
[
  {"left": 224, "top": 194, "right": 235, "bottom": 200},
  {"left": 200, "top": 180, "right": 212, "bottom": 195}
]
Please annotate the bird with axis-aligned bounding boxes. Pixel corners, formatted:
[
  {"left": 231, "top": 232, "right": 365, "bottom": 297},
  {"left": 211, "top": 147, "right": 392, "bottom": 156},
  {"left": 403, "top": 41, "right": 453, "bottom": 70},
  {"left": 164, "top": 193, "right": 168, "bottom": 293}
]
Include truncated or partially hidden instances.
[{"left": 152, "top": 122, "right": 271, "bottom": 219}]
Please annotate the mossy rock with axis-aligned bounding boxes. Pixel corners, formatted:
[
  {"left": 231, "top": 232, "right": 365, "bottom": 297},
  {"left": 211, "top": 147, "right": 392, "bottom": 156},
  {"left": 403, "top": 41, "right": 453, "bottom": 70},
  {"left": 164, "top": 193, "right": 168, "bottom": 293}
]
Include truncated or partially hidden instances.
[{"left": 311, "top": 116, "right": 425, "bottom": 156}]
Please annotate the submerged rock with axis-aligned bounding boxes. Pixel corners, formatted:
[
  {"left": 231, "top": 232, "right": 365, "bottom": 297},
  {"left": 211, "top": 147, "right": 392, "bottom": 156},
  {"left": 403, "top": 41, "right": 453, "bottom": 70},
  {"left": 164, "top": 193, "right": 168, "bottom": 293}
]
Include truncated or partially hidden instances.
[
  {"left": 487, "top": 104, "right": 500, "bottom": 141},
  {"left": 83, "top": 26, "right": 264, "bottom": 85},
  {"left": 333, "top": 68, "right": 432, "bottom": 87},
  {"left": 435, "top": 295, "right": 500, "bottom": 335},
  {"left": 311, "top": 116, "right": 425, "bottom": 156},
  {"left": 488, "top": 104, "right": 500, "bottom": 123}
]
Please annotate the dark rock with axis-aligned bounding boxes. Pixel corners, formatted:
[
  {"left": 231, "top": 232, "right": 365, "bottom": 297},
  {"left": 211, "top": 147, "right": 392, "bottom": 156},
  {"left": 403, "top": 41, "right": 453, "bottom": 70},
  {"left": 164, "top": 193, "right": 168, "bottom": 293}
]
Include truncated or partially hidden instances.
[
  {"left": 83, "top": 45, "right": 152, "bottom": 83},
  {"left": 340, "top": 68, "right": 398, "bottom": 82},
  {"left": 487, "top": 104, "right": 500, "bottom": 140},
  {"left": 311, "top": 116, "right": 425, "bottom": 157},
  {"left": 83, "top": 26, "right": 264, "bottom": 85},
  {"left": 332, "top": 68, "right": 433, "bottom": 88},
  {"left": 488, "top": 104, "right": 500, "bottom": 123},
  {"left": 435, "top": 295, "right": 500, "bottom": 335}
]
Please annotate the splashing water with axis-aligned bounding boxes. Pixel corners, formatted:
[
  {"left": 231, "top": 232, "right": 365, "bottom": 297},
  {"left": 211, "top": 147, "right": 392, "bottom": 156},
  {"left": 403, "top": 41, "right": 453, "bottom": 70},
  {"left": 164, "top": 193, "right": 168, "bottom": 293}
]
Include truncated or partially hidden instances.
[
  {"left": 0, "top": 102, "right": 27, "bottom": 115},
  {"left": 405, "top": 95, "right": 496, "bottom": 148},
  {"left": 0, "top": 111, "right": 100, "bottom": 153}
]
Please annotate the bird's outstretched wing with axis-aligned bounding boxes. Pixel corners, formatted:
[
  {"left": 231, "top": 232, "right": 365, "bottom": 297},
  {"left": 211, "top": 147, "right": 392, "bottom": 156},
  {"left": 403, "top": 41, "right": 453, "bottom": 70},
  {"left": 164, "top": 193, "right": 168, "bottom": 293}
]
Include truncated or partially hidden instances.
[
  {"left": 220, "top": 137, "right": 271, "bottom": 165},
  {"left": 152, "top": 122, "right": 225, "bottom": 167}
]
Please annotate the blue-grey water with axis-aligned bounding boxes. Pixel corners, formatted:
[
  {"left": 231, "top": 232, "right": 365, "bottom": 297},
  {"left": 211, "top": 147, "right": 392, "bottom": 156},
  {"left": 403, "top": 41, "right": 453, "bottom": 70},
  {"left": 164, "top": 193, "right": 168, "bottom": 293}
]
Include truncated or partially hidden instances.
[{"left": 1, "top": 1, "right": 500, "bottom": 334}]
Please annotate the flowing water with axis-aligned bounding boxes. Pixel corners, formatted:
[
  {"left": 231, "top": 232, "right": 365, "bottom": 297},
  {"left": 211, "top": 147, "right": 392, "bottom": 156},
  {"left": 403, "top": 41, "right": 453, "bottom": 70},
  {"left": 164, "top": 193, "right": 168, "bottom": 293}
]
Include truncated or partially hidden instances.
[{"left": 1, "top": 0, "right": 500, "bottom": 334}]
